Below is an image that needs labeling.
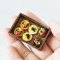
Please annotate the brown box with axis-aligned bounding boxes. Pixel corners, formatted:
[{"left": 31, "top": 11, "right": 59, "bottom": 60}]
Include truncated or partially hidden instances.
[{"left": 9, "top": 13, "right": 51, "bottom": 50}]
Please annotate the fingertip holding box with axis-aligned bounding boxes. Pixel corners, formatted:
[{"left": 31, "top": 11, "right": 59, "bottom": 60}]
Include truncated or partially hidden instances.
[{"left": 9, "top": 13, "right": 51, "bottom": 50}]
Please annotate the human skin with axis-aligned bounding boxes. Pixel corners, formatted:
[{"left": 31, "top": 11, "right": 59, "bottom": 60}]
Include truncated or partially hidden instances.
[{"left": 4, "top": 12, "right": 60, "bottom": 60}]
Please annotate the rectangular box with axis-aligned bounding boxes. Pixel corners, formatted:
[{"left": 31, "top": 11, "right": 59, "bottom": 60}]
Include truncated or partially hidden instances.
[{"left": 9, "top": 13, "right": 51, "bottom": 50}]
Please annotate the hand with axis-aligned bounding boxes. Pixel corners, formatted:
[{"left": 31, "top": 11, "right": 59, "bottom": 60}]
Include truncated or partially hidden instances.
[{"left": 4, "top": 12, "right": 60, "bottom": 60}]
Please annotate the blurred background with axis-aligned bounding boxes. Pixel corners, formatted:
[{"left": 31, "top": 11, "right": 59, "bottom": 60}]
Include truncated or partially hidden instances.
[{"left": 0, "top": 0, "right": 60, "bottom": 60}]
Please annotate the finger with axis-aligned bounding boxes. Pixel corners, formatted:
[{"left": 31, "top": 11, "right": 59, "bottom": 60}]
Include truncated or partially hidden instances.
[
  {"left": 3, "top": 28, "right": 17, "bottom": 44},
  {"left": 12, "top": 41, "right": 40, "bottom": 60},
  {"left": 9, "top": 46, "right": 23, "bottom": 60},
  {"left": 45, "top": 48, "right": 60, "bottom": 60},
  {"left": 47, "top": 21, "right": 60, "bottom": 40},
  {"left": 47, "top": 34, "right": 60, "bottom": 51},
  {"left": 46, "top": 21, "right": 60, "bottom": 51},
  {"left": 28, "top": 43, "right": 53, "bottom": 60},
  {"left": 3, "top": 15, "right": 17, "bottom": 44}
]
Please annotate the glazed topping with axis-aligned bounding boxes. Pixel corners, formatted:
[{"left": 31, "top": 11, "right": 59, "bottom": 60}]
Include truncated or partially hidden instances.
[
  {"left": 37, "top": 41, "right": 41, "bottom": 45},
  {"left": 23, "top": 32, "right": 32, "bottom": 41},
  {"left": 20, "top": 20, "right": 30, "bottom": 30},
  {"left": 14, "top": 27, "right": 23, "bottom": 37},
  {"left": 39, "top": 28, "right": 46, "bottom": 37},
  {"left": 24, "top": 23, "right": 29, "bottom": 28},
  {"left": 33, "top": 38, "right": 42, "bottom": 47},
  {"left": 29, "top": 25, "right": 38, "bottom": 34}
]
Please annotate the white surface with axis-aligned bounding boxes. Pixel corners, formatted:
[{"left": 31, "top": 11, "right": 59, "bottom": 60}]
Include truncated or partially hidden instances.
[{"left": 0, "top": 0, "right": 60, "bottom": 60}]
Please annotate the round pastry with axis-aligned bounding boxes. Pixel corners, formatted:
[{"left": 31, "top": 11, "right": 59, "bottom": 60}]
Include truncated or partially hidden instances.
[
  {"left": 23, "top": 32, "right": 32, "bottom": 41},
  {"left": 33, "top": 37, "right": 42, "bottom": 47},
  {"left": 29, "top": 25, "right": 38, "bottom": 34},
  {"left": 14, "top": 27, "right": 23, "bottom": 37},
  {"left": 39, "top": 28, "right": 46, "bottom": 37},
  {"left": 20, "top": 20, "right": 30, "bottom": 30}
]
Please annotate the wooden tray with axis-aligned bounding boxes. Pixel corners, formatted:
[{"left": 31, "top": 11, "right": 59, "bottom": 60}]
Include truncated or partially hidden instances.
[{"left": 9, "top": 13, "right": 51, "bottom": 50}]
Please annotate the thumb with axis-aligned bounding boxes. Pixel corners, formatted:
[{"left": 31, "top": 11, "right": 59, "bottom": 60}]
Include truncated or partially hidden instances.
[
  {"left": 48, "top": 21, "right": 60, "bottom": 40},
  {"left": 45, "top": 48, "right": 60, "bottom": 60}
]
